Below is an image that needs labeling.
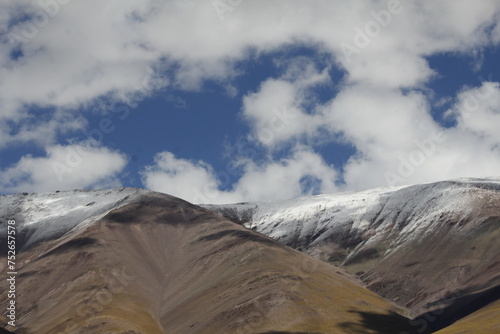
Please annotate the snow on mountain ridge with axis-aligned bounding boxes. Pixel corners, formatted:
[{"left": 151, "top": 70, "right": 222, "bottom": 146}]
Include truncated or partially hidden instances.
[
  {"left": 204, "top": 178, "right": 500, "bottom": 263},
  {"left": 2, "top": 177, "right": 499, "bottom": 257},
  {"left": 0, "top": 188, "right": 148, "bottom": 249}
]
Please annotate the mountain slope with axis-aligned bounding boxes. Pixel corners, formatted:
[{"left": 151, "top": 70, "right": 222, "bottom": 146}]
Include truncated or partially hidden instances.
[
  {"left": 1, "top": 189, "right": 419, "bottom": 334},
  {"left": 204, "top": 178, "right": 500, "bottom": 322}
]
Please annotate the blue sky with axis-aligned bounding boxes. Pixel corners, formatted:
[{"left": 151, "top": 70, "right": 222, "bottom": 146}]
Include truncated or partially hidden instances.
[{"left": 0, "top": 1, "right": 500, "bottom": 203}]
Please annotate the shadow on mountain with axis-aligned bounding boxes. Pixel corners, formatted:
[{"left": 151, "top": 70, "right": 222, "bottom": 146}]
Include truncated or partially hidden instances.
[
  {"left": 338, "top": 310, "right": 429, "bottom": 334},
  {"left": 256, "top": 332, "right": 321, "bottom": 334},
  {"left": 413, "top": 284, "right": 500, "bottom": 332},
  {"left": 342, "top": 285, "right": 500, "bottom": 334},
  {"left": 40, "top": 237, "right": 98, "bottom": 258}
]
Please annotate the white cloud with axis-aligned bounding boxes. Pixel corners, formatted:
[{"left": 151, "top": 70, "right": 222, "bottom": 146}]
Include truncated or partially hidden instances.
[
  {"left": 343, "top": 51, "right": 435, "bottom": 88},
  {"left": 242, "top": 58, "right": 329, "bottom": 148},
  {"left": 2, "top": 1, "right": 161, "bottom": 108},
  {"left": 141, "top": 151, "right": 227, "bottom": 204},
  {"left": 2, "top": 0, "right": 498, "bottom": 119},
  {"left": 447, "top": 82, "right": 500, "bottom": 145},
  {"left": 141, "top": 147, "right": 338, "bottom": 204},
  {"left": 232, "top": 146, "right": 338, "bottom": 202},
  {"left": 319, "top": 82, "right": 500, "bottom": 190},
  {"left": 0, "top": 143, "right": 127, "bottom": 193},
  {"left": 326, "top": 86, "right": 430, "bottom": 150},
  {"left": 0, "top": 109, "right": 87, "bottom": 149},
  {"left": 0, "top": 0, "right": 166, "bottom": 145}
]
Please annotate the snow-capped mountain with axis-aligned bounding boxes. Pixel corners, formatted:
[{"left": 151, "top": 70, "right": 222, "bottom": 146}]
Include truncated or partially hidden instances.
[
  {"left": 204, "top": 178, "right": 500, "bottom": 317},
  {"left": 0, "top": 179, "right": 498, "bottom": 333},
  {"left": 0, "top": 189, "right": 415, "bottom": 333}
]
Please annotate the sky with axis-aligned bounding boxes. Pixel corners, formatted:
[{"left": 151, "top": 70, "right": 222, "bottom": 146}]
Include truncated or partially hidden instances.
[{"left": 0, "top": 0, "right": 499, "bottom": 204}]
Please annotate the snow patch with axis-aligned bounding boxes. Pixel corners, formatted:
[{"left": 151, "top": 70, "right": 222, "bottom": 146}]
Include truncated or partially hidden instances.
[{"left": 0, "top": 188, "right": 146, "bottom": 249}]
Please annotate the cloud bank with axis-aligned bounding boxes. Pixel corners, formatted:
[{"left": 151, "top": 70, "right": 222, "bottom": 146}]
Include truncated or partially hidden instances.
[{"left": 1, "top": 0, "right": 500, "bottom": 203}]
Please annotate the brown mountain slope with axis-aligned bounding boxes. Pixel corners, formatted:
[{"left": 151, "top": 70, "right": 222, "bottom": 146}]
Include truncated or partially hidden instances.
[{"left": 1, "top": 190, "right": 419, "bottom": 333}]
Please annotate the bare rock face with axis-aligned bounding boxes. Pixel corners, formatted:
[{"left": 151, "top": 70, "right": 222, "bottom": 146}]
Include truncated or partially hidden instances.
[
  {"left": 1, "top": 189, "right": 417, "bottom": 334},
  {"left": 205, "top": 178, "right": 500, "bottom": 330}
]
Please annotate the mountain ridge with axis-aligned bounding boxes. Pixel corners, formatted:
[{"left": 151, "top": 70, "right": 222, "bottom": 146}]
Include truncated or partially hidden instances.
[
  {"left": 0, "top": 178, "right": 499, "bottom": 333},
  {"left": 204, "top": 177, "right": 500, "bottom": 328}
]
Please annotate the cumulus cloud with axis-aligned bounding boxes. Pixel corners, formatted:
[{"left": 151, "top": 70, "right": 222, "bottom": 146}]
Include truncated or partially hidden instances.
[
  {"left": 0, "top": 0, "right": 166, "bottom": 147},
  {"left": 141, "top": 147, "right": 338, "bottom": 204},
  {"left": 231, "top": 147, "right": 338, "bottom": 202},
  {"left": 447, "top": 82, "right": 500, "bottom": 145},
  {"left": 2, "top": 0, "right": 498, "bottom": 120},
  {"left": 242, "top": 59, "right": 329, "bottom": 149},
  {"left": 1, "top": 0, "right": 500, "bottom": 201},
  {"left": 0, "top": 144, "right": 127, "bottom": 193},
  {"left": 321, "top": 81, "right": 500, "bottom": 190},
  {"left": 141, "top": 152, "right": 226, "bottom": 203}
]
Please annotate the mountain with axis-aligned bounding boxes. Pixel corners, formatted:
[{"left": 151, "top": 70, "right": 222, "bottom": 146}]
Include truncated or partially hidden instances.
[
  {"left": 204, "top": 178, "right": 500, "bottom": 331},
  {"left": 1, "top": 188, "right": 417, "bottom": 334},
  {"left": 1, "top": 178, "right": 498, "bottom": 333}
]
